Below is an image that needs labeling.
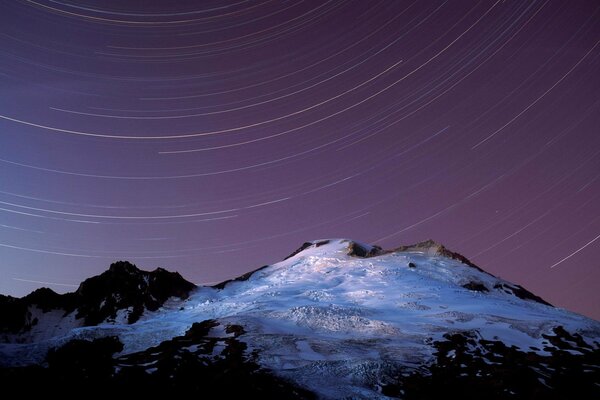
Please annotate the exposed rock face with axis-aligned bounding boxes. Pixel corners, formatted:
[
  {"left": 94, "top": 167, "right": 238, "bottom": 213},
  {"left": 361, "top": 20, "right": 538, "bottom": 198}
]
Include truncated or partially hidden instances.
[
  {"left": 0, "top": 289, "right": 78, "bottom": 336},
  {"left": 462, "top": 281, "right": 489, "bottom": 292},
  {"left": 0, "top": 261, "right": 196, "bottom": 337},
  {"left": 75, "top": 261, "right": 196, "bottom": 325},
  {"left": 284, "top": 240, "right": 329, "bottom": 260},
  {"left": 391, "top": 239, "right": 486, "bottom": 271},
  {"left": 493, "top": 282, "right": 553, "bottom": 306},
  {"left": 347, "top": 241, "right": 384, "bottom": 257}
]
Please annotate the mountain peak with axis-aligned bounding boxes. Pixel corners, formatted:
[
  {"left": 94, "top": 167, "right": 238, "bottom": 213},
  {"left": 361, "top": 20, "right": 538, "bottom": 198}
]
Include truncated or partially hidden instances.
[
  {"left": 283, "top": 238, "right": 478, "bottom": 270},
  {"left": 107, "top": 260, "right": 140, "bottom": 275}
]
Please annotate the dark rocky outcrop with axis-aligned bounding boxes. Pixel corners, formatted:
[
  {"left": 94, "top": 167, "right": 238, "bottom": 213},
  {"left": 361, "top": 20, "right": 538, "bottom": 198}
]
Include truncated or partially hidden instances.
[
  {"left": 212, "top": 265, "right": 270, "bottom": 290},
  {"left": 284, "top": 242, "right": 315, "bottom": 260},
  {"left": 382, "top": 327, "right": 600, "bottom": 399},
  {"left": 462, "top": 281, "right": 489, "bottom": 292},
  {"left": 0, "top": 295, "right": 30, "bottom": 334},
  {"left": 0, "top": 320, "right": 315, "bottom": 398},
  {"left": 494, "top": 283, "right": 552, "bottom": 307},
  {"left": 347, "top": 241, "right": 384, "bottom": 258},
  {"left": 46, "top": 336, "right": 123, "bottom": 380},
  {"left": 0, "top": 261, "right": 196, "bottom": 335},
  {"left": 0, "top": 288, "right": 78, "bottom": 334},
  {"left": 75, "top": 261, "right": 196, "bottom": 325}
]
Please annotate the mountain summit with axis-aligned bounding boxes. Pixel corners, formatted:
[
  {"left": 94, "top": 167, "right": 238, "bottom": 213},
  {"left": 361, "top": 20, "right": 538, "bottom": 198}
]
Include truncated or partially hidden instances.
[{"left": 1, "top": 239, "right": 598, "bottom": 398}]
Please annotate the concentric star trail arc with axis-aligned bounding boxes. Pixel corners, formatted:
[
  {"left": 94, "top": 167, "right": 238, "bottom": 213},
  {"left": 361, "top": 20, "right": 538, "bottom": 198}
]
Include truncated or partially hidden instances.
[{"left": 1, "top": 0, "right": 599, "bottom": 320}]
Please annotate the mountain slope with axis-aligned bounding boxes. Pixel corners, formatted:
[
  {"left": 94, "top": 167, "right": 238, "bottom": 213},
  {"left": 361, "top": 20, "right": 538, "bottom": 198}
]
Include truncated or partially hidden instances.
[{"left": 1, "top": 239, "right": 598, "bottom": 398}]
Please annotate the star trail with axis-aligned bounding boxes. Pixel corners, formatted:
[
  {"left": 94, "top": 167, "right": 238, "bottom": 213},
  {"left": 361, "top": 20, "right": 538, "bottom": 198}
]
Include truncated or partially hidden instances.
[{"left": 0, "top": 1, "right": 599, "bottom": 319}]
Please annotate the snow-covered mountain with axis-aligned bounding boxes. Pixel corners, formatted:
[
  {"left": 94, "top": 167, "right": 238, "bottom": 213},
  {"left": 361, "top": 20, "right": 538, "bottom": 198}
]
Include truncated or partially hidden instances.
[{"left": 1, "top": 239, "right": 599, "bottom": 398}]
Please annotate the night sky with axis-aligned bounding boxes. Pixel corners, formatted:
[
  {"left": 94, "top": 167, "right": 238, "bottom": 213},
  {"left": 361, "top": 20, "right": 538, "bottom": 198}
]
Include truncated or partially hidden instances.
[{"left": 1, "top": 1, "right": 599, "bottom": 320}]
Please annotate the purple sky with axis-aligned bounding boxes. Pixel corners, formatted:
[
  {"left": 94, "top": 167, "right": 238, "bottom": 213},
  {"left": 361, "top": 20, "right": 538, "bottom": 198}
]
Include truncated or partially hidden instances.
[{"left": 0, "top": 1, "right": 599, "bottom": 320}]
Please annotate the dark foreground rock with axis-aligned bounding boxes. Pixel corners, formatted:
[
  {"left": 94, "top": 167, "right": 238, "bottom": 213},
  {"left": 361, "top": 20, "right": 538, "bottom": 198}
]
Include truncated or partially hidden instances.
[
  {"left": 381, "top": 326, "right": 600, "bottom": 399},
  {"left": 0, "top": 319, "right": 315, "bottom": 399}
]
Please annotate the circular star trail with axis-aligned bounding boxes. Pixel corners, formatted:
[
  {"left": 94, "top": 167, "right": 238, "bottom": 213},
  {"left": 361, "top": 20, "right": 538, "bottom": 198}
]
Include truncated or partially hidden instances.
[{"left": 1, "top": 1, "right": 599, "bottom": 319}]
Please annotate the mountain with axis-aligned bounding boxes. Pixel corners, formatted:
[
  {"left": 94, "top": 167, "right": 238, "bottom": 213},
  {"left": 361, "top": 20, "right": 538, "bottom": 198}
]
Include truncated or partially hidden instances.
[
  {"left": 1, "top": 239, "right": 598, "bottom": 398},
  {"left": 0, "top": 261, "right": 196, "bottom": 341}
]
